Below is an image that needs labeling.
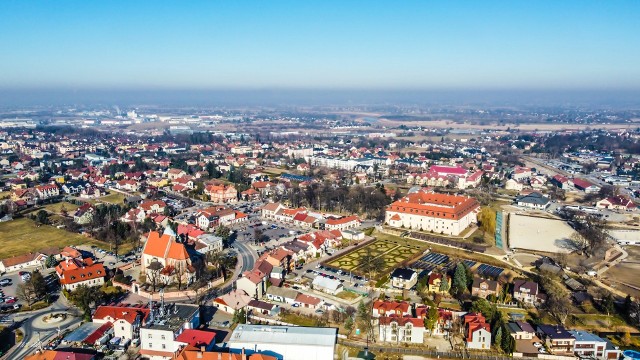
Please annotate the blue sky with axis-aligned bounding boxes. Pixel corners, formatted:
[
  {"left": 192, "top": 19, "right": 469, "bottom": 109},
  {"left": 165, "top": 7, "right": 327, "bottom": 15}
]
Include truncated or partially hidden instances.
[{"left": 0, "top": 1, "right": 638, "bottom": 90}]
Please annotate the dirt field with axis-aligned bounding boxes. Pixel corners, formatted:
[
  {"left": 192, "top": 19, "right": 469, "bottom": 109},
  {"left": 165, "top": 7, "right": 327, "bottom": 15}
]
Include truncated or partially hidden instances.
[
  {"left": 508, "top": 213, "right": 578, "bottom": 253},
  {"left": 602, "top": 245, "right": 640, "bottom": 298}
]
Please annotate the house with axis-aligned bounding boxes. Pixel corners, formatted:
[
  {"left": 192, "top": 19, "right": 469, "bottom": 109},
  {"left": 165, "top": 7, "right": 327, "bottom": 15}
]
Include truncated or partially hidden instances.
[
  {"left": 415, "top": 306, "right": 459, "bottom": 336},
  {"left": 505, "top": 178, "right": 524, "bottom": 191},
  {"left": 506, "top": 321, "right": 535, "bottom": 340},
  {"left": 573, "top": 178, "right": 601, "bottom": 194},
  {"left": 266, "top": 286, "right": 299, "bottom": 304},
  {"left": 536, "top": 324, "right": 575, "bottom": 354},
  {"left": 176, "top": 348, "right": 277, "bottom": 360},
  {"left": 471, "top": 278, "right": 501, "bottom": 299},
  {"left": 139, "top": 200, "right": 167, "bottom": 214},
  {"left": 0, "top": 252, "right": 47, "bottom": 273},
  {"left": 568, "top": 330, "right": 621, "bottom": 360},
  {"left": 73, "top": 203, "right": 95, "bottom": 224},
  {"left": 311, "top": 276, "right": 343, "bottom": 295},
  {"left": 92, "top": 304, "right": 150, "bottom": 342},
  {"left": 551, "top": 175, "right": 573, "bottom": 190},
  {"left": 213, "top": 289, "right": 252, "bottom": 314},
  {"left": 512, "top": 166, "right": 532, "bottom": 181},
  {"left": 427, "top": 273, "right": 451, "bottom": 294},
  {"left": 35, "top": 184, "right": 60, "bottom": 199},
  {"left": 139, "top": 303, "right": 200, "bottom": 360},
  {"left": 141, "top": 230, "right": 197, "bottom": 286},
  {"left": 512, "top": 280, "right": 541, "bottom": 305},
  {"left": 378, "top": 315, "right": 426, "bottom": 344},
  {"left": 194, "top": 234, "right": 224, "bottom": 255},
  {"left": 294, "top": 293, "right": 322, "bottom": 309},
  {"left": 167, "top": 168, "right": 187, "bottom": 180},
  {"left": 390, "top": 268, "right": 418, "bottom": 290},
  {"left": 56, "top": 258, "right": 106, "bottom": 291},
  {"left": 372, "top": 300, "right": 412, "bottom": 318},
  {"left": 385, "top": 189, "right": 480, "bottom": 236},
  {"left": 323, "top": 215, "right": 361, "bottom": 231},
  {"left": 247, "top": 299, "right": 279, "bottom": 316},
  {"left": 235, "top": 271, "right": 267, "bottom": 299},
  {"left": 26, "top": 350, "right": 97, "bottom": 360},
  {"left": 260, "top": 202, "right": 285, "bottom": 220},
  {"left": 515, "top": 192, "right": 550, "bottom": 210},
  {"left": 464, "top": 313, "right": 491, "bottom": 350},
  {"left": 596, "top": 195, "right": 636, "bottom": 211}
]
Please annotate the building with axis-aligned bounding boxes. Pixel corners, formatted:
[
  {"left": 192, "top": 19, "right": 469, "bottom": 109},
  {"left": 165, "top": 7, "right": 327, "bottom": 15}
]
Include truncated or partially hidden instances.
[
  {"left": 176, "top": 348, "right": 276, "bottom": 360},
  {"left": 515, "top": 192, "right": 550, "bottom": 210},
  {"left": 464, "top": 313, "right": 491, "bottom": 350},
  {"left": 378, "top": 315, "right": 426, "bottom": 344},
  {"left": 372, "top": 300, "right": 412, "bottom": 318},
  {"left": 551, "top": 175, "right": 573, "bottom": 190},
  {"left": 596, "top": 195, "right": 637, "bottom": 211},
  {"left": 236, "top": 271, "right": 267, "bottom": 299},
  {"left": 92, "top": 304, "right": 150, "bottom": 342},
  {"left": 139, "top": 303, "right": 200, "bottom": 360},
  {"left": 213, "top": 289, "right": 252, "bottom": 314},
  {"left": 390, "top": 268, "right": 418, "bottom": 290},
  {"left": 385, "top": 189, "right": 480, "bottom": 236},
  {"left": 512, "top": 280, "right": 541, "bottom": 305},
  {"left": 0, "top": 252, "right": 47, "bottom": 273},
  {"left": 35, "top": 184, "right": 60, "bottom": 199},
  {"left": 55, "top": 258, "right": 106, "bottom": 291},
  {"left": 569, "top": 330, "right": 621, "bottom": 360},
  {"left": 311, "top": 276, "right": 343, "bottom": 295},
  {"left": 506, "top": 321, "right": 535, "bottom": 340},
  {"left": 427, "top": 273, "right": 451, "bottom": 294},
  {"left": 536, "top": 325, "right": 575, "bottom": 354},
  {"left": 266, "top": 286, "right": 299, "bottom": 304},
  {"left": 141, "top": 230, "right": 197, "bottom": 286},
  {"left": 573, "top": 178, "right": 601, "bottom": 194},
  {"left": 204, "top": 184, "right": 237, "bottom": 203},
  {"left": 471, "top": 278, "right": 501, "bottom": 299},
  {"left": 323, "top": 215, "right": 361, "bottom": 231},
  {"left": 228, "top": 324, "right": 337, "bottom": 360}
]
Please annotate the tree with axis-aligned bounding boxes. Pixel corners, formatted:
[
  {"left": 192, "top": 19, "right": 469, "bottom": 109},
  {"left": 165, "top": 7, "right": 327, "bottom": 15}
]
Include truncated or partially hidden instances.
[
  {"left": 439, "top": 275, "right": 450, "bottom": 293},
  {"left": 493, "top": 326, "right": 503, "bottom": 350},
  {"left": 68, "top": 284, "right": 102, "bottom": 321},
  {"left": 233, "top": 308, "right": 247, "bottom": 324},
  {"left": 451, "top": 263, "right": 467, "bottom": 297},
  {"left": 478, "top": 207, "right": 497, "bottom": 237},
  {"left": 344, "top": 316, "right": 354, "bottom": 335},
  {"left": 359, "top": 249, "right": 385, "bottom": 279},
  {"left": 424, "top": 306, "right": 439, "bottom": 336},
  {"left": 470, "top": 298, "right": 497, "bottom": 321},
  {"left": 16, "top": 271, "right": 47, "bottom": 306},
  {"left": 147, "top": 260, "right": 163, "bottom": 292},
  {"left": 45, "top": 255, "right": 58, "bottom": 268},
  {"left": 35, "top": 210, "right": 49, "bottom": 225},
  {"left": 356, "top": 300, "right": 374, "bottom": 342},
  {"left": 600, "top": 293, "right": 615, "bottom": 317},
  {"left": 501, "top": 330, "right": 516, "bottom": 354}
]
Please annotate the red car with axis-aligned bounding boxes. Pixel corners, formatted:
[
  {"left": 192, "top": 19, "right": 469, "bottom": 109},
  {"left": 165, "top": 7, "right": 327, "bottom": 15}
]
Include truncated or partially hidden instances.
[{"left": 5, "top": 298, "right": 16, "bottom": 304}]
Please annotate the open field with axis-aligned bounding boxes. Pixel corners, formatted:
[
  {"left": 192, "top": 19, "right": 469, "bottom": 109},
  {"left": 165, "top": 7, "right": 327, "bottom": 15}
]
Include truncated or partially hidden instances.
[
  {"left": 42, "top": 201, "right": 80, "bottom": 215},
  {"left": 601, "top": 245, "right": 640, "bottom": 298},
  {"left": 88, "top": 192, "right": 127, "bottom": 205},
  {"left": 508, "top": 213, "right": 577, "bottom": 253},
  {"left": 0, "top": 218, "right": 116, "bottom": 259},
  {"left": 374, "top": 118, "right": 640, "bottom": 131},
  {"left": 326, "top": 236, "right": 427, "bottom": 276}
]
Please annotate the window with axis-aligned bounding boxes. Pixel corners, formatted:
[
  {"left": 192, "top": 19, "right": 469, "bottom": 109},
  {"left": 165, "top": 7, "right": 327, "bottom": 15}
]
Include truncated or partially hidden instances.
[
  {"left": 161, "top": 335, "right": 165, "bottom": 340},
  {"left": 162, "top": 344, "right": 166, "bottom": 349},
  {"left": 121, "top": 327, "right": 125, "bottom": 331},
  {"left": 148, "top": 334, "right": 152, "bottom": 338},
  {"left": 149, "top": 343, "right": 152, "bottom": 348}
]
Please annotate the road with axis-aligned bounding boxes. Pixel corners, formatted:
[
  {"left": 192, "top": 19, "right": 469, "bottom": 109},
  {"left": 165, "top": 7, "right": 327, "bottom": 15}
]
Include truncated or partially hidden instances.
[
  {"left": 234, "top": 241, "right": 257, "bottom": 273},
  {"left": 3, "top": 296, "right": 81, "bottom": 360}
]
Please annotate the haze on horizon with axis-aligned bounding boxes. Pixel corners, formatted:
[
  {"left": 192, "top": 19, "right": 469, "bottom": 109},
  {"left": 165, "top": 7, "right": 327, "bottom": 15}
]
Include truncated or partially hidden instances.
[{"left": 0, "top": 1, "right": 639, "bottom": 107}]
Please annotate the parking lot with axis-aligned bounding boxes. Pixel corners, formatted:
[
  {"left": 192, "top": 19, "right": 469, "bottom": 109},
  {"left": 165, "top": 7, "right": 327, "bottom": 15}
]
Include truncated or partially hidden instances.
[{"left": 298, "top": 264, "right": 370, "bottom": 293}]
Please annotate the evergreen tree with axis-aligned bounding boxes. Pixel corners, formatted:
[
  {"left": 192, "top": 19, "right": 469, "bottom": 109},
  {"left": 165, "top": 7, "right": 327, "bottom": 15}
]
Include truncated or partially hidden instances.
[
  {"left": 439, "top": 275, "right": 450, "bottom": 293},
  {"left": 424, "top": 306, "right": 440, "bottom": 336},
  {"left": 493, "top": 326, "right": 502, "bottom": 349},
  {"left": 451, "top": 263, "right": 467, "bottom": 296}
]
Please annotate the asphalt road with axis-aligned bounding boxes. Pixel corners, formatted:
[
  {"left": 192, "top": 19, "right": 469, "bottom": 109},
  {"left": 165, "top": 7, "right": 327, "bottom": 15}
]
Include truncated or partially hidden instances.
[
  {"left": 4, "top": 296, "right": 81, "bottom": 360},
  {"left": 234, "top": 241, "right": 257, "bottom": 273}
]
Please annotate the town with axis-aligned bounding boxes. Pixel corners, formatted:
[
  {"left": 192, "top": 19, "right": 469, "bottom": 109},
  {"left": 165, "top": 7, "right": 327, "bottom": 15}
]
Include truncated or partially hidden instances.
[{"left": 0, "top": 106, "right": 639, "bottom": 360}]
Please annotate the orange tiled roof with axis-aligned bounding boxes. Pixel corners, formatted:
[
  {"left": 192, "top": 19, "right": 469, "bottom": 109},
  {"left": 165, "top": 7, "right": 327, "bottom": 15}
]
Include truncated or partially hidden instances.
[
  {"left": 58, "top": 262, "right": 106, "bottom": 285},
  {"left": 93, "top": 305, "right": 150, "bottom": 324}
]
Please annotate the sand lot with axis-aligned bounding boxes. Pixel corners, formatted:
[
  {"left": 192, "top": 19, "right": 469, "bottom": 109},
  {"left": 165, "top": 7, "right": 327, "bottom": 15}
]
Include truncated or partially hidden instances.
[
  {"left": 508, "top": 213, "right": 578, "bottom": 253},
  {"left": 603, "top": 246, "right": 640, "bottom": 298}
]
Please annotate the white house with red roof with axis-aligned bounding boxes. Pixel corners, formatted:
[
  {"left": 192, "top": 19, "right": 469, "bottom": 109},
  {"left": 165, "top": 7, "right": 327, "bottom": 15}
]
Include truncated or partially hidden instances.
[
  {"left": 464, "top": 313, "right": 491, "bottom": 349},
  {"left": 596, "top": 195, "right": 637, "bottom": 211},
  {"left": 55, "top": 257, "right": 106, "bottom": 291},
  {"left": 92, "top": 304, "right": 150, "bottom": 341},
  {"left": 35, "top": 184, "right": 59, "bottom": 199},
  {"left": 323, "top": 215, "right": 361, "bottom": 231},
  {"left": 378, "top": 315, "right": 426, "bottom": 344}
]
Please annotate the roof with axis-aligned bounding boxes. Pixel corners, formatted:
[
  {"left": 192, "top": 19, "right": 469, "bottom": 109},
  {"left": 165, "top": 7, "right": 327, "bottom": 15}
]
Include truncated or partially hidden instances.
[
  {"left": 430, "top": 165, "right": 467, "bottom": 176},
  {"left": 472, "top": 278, "right": 500, "bottom": 292},
  {"left": 266, "top": 286, "right": 299, "bottom": 299},
  {"left": 378, "top": 315, "right": 424, "bottom": 327},
  {"left": 390, "top": 268, "right": 416, "bottom": 280},
  {"left": 516, "top": 192, "right": 550, "bottom": 206},
  {"left": 83, "top": 321, "right": 113, "bottom": 344},
  {"left": 326, "top": 215, "right": 360, "bottom": 225},
  {"left": 387, "top": 191, "right": 480, "bottom": 220},
  {"left": 229, "top": 324, "right": 337, "bottom": 347},
  {"left": 177, "top": 348, "right": 277, "bottom": 360},
  {"left": 537, "top": 325, "right": 574, "bottom": 340},
  {"left": 312, "top": 276, "right": 343, "bottom": 292},
  {"left": 0, "top": 252, "right": 43, "bottom": 267},
  {"left": 261, "top": 202, "right": 282, "bottom": 212},
  {"left": 568, "top": 330, "right": 606, "bottom": 343},
  {"left": 373, "top": 300, "right": 410, "bottom": 314},
  {"left": 175, "top": 329, "right": 217, "bottom": 347},
  {"left": 143, "top": 230, "right": 190, "bottom": 261},
  {"left": 513, "top": 280, "right": 539, "bottom": 295},
  {"left": 92, "top": 305, "right": 150, "bottom": 324},
  {"left": 572, "top": 178, "right": 596, "bottom": 189},
  {"left": 295, "top": 293, "right": 322, "bottom": 306},
  {"left": 58, "top": 262, "right": 106, "bottom": 285}
]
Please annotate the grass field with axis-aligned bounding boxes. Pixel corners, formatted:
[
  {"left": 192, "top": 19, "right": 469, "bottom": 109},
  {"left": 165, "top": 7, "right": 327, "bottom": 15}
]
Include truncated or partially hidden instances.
[
  {"left": 0, "top": 218, "right": 111, "bottom": 259},
  {"left": 89, "top": 192, "right": 127, "bottom": 205},
  {"left": 326, "top": 236, "right": 428, "bottom": 277},
  {"left": 43, "top": 202, "right": 80, "bottom": 215}
]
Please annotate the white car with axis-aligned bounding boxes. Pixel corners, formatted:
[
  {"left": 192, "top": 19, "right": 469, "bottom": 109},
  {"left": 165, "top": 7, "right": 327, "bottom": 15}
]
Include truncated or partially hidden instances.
[
  {"left": 538, "top": 348, "right": 547, "bottom": 354},
  {"left": 533, "top": 342, "right": 542, "bottom": 348}
]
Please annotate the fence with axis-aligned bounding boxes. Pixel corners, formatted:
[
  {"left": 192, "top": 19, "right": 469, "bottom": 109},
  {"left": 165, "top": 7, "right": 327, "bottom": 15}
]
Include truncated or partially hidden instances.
[
  {"left": 112, "top": 277, "right": 224, "bottom": 301},
  {"left": 338, "top": 338, "right": 543, "bottom": 360}
]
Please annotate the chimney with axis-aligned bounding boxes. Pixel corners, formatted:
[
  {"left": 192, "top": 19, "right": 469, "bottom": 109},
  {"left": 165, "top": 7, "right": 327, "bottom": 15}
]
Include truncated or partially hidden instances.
[
  {"left": 201, "top": 346, "right": 205, "bottom": 352},
  {"left": 218, "top": 352, "right": 222, "bottom": 360},
  {"left": 242, "top": 348, "right": 247, "bottom": 360}
]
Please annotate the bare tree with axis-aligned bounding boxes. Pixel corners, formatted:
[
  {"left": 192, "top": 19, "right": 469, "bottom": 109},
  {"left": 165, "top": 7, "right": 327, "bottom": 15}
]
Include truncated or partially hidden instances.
[{"left": 147, "top": 261, "right": 163, "bottom": 292}]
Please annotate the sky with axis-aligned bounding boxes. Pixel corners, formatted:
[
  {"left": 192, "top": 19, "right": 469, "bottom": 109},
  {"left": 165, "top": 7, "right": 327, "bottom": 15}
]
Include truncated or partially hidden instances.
[{"left": 0, "top": 1, "right": 639, "bottom": 93}]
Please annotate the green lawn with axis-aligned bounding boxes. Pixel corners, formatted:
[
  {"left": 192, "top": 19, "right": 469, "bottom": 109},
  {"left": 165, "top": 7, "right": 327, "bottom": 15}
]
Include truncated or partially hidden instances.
[
  {"left": 0, "top": 218, "right": 113, "bottom": 259},
  {"left": 335, "top": 291, "right": 359, "bottom": 300},
  {"left": 43, "top": 202, "right": 80, "bottom": 215},
  {"left": 88, "top": 192, "right": 127, "bottom": 205}
]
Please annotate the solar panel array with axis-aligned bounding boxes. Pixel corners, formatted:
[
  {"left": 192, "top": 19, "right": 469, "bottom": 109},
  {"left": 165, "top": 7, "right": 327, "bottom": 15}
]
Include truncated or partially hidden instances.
[
  {"left": 462, "top": 260, "right": 476, "bottom": 268},
  {"left": 412, "top": 252, "right": 450, "bottom": 270},
  {"left": 476, "top": 264, "right": 504, "bottom": 278}
]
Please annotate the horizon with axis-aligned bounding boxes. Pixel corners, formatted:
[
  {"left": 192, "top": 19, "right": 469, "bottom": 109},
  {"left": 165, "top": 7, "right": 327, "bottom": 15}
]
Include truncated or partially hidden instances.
[{"left": 1, "top": 1, "right": 639, "bottom": 97}]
